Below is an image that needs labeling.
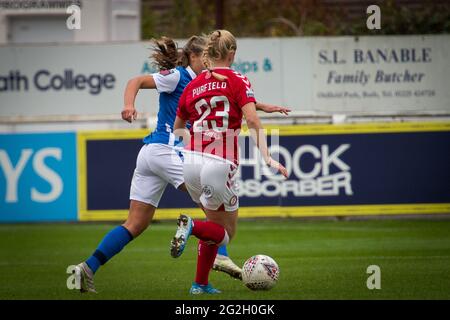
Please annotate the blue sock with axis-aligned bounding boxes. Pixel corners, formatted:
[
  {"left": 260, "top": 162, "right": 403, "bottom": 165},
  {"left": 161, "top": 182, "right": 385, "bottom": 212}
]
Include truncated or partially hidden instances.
[
  {"left": 85, "top": 225, "right": 133, "bottom": 274},
  {"left": 217, "top": 245, "right": 228, "bottom": 257}
]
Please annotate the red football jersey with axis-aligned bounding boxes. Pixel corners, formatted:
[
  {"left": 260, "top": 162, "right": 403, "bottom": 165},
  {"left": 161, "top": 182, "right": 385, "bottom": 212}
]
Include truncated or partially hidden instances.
[{"left": 177, "top": 68, "right": 256, "bottom": 165}]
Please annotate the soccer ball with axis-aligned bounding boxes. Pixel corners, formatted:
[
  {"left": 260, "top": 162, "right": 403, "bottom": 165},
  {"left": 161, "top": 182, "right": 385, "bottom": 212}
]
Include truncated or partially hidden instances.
[{"left": 242, "top": 254, "right": 279, "bottom": 290}]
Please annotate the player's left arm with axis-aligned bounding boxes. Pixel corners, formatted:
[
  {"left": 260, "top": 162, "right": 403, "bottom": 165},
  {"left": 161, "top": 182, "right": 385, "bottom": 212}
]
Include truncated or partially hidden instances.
[{"left": 255, "top": 102, "right": 291, "bottom": 115}]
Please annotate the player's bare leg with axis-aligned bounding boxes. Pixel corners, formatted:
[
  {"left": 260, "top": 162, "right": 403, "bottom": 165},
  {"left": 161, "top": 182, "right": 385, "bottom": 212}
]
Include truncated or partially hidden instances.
[{"left": 123, "top": 200, "right": 156, "bottom": 237}]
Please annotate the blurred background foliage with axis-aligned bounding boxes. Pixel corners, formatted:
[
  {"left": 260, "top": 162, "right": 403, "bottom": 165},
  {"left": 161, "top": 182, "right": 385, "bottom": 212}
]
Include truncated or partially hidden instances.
[{"left": 141, "top": 0, "right": 450, "bottom": 39}]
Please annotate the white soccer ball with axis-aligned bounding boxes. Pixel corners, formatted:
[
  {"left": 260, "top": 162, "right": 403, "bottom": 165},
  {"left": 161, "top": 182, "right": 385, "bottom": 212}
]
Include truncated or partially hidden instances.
[{"left": 242, "top": 254, "right": 279, "bottom": 290}]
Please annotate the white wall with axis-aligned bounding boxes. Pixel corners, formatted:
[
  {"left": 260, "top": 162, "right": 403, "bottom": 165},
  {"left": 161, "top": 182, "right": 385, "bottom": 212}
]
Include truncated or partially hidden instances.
[
  {"left": 1, "top": 35, "right": 449, "bottom": 121},
  {"left": 75, "top": 0, "right": 110, "bottom": 42},
  {"left": 0, "top": 0, "right": 140, "bottom": 44}
]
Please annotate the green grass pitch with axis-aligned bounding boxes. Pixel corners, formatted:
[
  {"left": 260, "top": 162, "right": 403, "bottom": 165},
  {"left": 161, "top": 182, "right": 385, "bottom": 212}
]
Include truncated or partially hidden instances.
[{"left": 0, "top": 218, "right": 449, "bottom": 300}]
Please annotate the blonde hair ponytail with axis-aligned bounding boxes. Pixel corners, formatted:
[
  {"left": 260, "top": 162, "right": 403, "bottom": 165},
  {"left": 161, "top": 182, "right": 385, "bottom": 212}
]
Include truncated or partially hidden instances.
[{"left": 202, "top": 30, "right": 237, "bottom": 81}]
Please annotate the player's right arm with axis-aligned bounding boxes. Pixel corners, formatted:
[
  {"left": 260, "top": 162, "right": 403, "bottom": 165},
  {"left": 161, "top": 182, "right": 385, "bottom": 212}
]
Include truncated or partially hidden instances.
[
  {"left": 122, "top": 75, "right": 157, "bottom": 123},
  {"left": 242, "top": 103, "right": 288, "bottom": 178}
]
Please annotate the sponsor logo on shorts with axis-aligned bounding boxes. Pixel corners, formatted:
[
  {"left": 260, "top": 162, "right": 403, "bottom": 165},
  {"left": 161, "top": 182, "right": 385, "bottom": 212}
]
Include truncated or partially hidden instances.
[
  {"left": 202, "top": 185, "right": 214, "bottom": 198},
  {"left": 229, "top": 195, "right": 238, "bottom": 206}
]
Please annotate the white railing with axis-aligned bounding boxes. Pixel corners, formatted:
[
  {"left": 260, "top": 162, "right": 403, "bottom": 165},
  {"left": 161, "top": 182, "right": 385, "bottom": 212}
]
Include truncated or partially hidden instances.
[{"left": 1, "top": 111, "right": 450, "bottom": 133}]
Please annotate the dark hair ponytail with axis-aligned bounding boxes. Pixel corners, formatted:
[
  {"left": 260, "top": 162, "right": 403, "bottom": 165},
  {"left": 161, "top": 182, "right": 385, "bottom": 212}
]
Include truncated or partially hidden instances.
[
  {"left": 151, "top": 35, "right": 207, "bottom": 71},
  {"left": 151, "top": 36, "right": 178, "bottom": 70}
]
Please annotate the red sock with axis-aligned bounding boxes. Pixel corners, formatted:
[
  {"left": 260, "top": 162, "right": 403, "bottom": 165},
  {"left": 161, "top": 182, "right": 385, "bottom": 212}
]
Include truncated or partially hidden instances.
[
  {"left": 192, "top": 220, "right": 225, "bottom": 244},
  {"left": 195, "top": 240, "right": 218, "bottom": 285}
]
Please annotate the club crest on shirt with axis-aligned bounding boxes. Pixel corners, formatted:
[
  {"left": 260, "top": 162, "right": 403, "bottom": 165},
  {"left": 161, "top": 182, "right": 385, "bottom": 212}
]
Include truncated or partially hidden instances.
[
  {"left": 159, "top": 69, "right": 175, "bottom": 76},
  {"left": 202, "top": 185, "right": 214, "bottom": 198}
]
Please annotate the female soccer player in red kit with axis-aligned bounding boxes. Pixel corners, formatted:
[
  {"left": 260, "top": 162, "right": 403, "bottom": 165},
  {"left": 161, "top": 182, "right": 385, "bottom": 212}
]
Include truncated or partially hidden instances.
[{"left": 172, "top": 29, "right": 288, "bottom": 294}]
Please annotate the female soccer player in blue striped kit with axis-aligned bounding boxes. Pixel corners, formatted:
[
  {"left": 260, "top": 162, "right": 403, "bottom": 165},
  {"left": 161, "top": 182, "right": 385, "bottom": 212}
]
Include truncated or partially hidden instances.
[{"left": 73, "top": 35, "right": 290, "bottom": 293}]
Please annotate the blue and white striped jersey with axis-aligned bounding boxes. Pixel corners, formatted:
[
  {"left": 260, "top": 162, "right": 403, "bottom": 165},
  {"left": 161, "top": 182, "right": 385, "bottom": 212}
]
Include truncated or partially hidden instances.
[{"left": 143, "top": 66, "right": 196, "bottom": 146}]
